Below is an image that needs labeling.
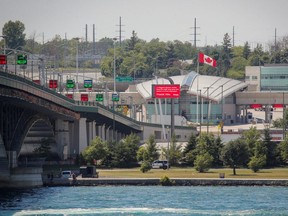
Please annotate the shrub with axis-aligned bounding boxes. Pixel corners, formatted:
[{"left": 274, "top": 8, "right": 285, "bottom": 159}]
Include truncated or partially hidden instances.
[
  {"left": 248, "top": 155, "right": 266, "bottom": 172},
  {"left": 140, "top": 161, "right": 152, "bottom": 173},
  {"left": 160, "top": 176, "right": 175, "bottom": 186}
]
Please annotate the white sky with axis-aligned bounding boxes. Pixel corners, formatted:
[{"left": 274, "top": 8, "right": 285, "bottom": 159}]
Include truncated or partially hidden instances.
[{"left": 1, "top": 0, "right": 288, "bottom": 48}]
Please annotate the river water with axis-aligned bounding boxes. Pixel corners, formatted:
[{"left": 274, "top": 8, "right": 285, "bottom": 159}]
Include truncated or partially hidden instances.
[{"left": 0, "top": 186, "right": 288, "bottom": 216}]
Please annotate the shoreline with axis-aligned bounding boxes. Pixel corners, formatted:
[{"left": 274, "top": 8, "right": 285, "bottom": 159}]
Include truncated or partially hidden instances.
[{"left": 43, "top": 177, "right": 288, "bottom": 187}]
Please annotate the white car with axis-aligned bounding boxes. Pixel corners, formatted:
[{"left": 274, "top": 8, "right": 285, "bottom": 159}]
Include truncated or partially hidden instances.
[
  {"left": 151, "top": 160, "right": 169, "bottom": 169},
  {"left": 61, "top": 170, "right": 72, "bottom": 179}
]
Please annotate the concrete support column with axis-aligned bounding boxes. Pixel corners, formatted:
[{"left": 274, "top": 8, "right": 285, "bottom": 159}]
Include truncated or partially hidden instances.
[
  {"left": 69, "top": 121, "right": 77, "bottom": 158},
  {"left": 100, "top": 125, "right": 106, "bottom": 140},
  {"left": 87, "top": 121, "right": 94, "bottom": 145},
  {"left": 106, "top": 126, "right": 112, "bottom": 141},
  {"left": 79, "top": 118, "right": 88, "bottom": 153},
  {"left": 7, "top": 151, "right": 17, "bottom": 168},
  {"left": 236, "top": 105, "right": 242, "bottom": 123},
  {"left": 92, "top": 121, "right": 96, "bottom": 139},
  {"left": 55, "top": 119, "right": 69, "bottom": 159},
  {"left": 96, "top": 125, "right": 105, "bottom": 140}
]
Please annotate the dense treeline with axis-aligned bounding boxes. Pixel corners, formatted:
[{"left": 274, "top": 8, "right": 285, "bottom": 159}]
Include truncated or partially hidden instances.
[
  {"left": 81, "top": 127, "right": 288, "bottom": 174},
  {"left": 2, "top": 20, "right": 288, "bottom": 80}
]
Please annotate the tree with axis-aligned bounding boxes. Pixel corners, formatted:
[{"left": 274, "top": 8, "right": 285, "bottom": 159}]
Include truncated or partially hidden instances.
[
  {"left": 182, "top": 132, "right": 197, "bottom": 165},
  {"left": 220, "top": 33, "right": 232, "bottom": 77},
  {"left": 248, "top": 44, "right": 270, "bottom": 66},
  {"left": 82, "top": 137, "right": 107, "bottom": 165},
  {"left": 243, "top": 42, "right": 251, "bottom": 59},
  {"left": 280, "top": 136, "right": 288, "bottom": 163},
  {"left": 114, "top": 133, "right": 140, "bottom": 167},
  {"left": 2, "top": 20, "right": 26, "bottom": 49},
  {"left": 137, "top": 134, "right": 158, "bottom": 173},
  {"left": 162, "top": 134, "right": 182, "bottom": 166},
  {"left": 194, "top": 153, "right": 213, "bottom": 173},
  {"left": 137, "top": 134, "right": 159, "bottom": 163},
  {"left": 272, "top": 109, "right": 288, "bottom": 129},
  {"left": 221, "top": 138, "right": 249, "bottom": 175},
  {"left": 125, "top": 30, "right": 141, "bottom": 51},
  {"left": 248, "top": 141, "right": 267, "bottom": 172},
  {"left": 194, "top": 133, "right": 222, "bottom": 167},
  {"left": 248, "top": 155, "right": 266, "bottom": 172},
  {"left": 241, "top": 126, "right": 261, "bottom": 157},
  {"left": 262, "top": 127, "right": 280, "bottom": 167},
  {"left": 33, "top": 138, "right": 53, "bottom": 157}
]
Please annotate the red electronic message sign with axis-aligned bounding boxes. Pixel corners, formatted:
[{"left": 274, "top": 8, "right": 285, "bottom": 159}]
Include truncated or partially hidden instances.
[
  {"left": 152, "top": 84, "right": 180, "bottom": 98},
  {"left": 250, "top": 104, "right": 262, "bottom": 109},
  {"left": 81, "top": 94, "right": 89, "bottom": 101},
  {"left": 49, "top": 80, "right": 58, "bottom": 88},
  {"left": 65, "top": 94, "right": 73, "bottom": 99},
  {"left": 273, "top": 104, "right": 283, "bottom": 108}
]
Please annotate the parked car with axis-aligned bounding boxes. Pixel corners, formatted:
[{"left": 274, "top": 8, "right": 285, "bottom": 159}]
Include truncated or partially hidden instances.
[
  {"left": 151, "top": 160, "right": 170, "bottom": 169},
  {"left": 61, "top": 170, "right": 72, "bottom": 179}
]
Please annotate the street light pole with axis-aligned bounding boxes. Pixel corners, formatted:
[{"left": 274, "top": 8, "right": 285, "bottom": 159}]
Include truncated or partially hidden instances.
[
  {"left": 198, "top": 89, "right": 202, "bottom": 134},
  {"left": 113, "top": 37, "right": 117, "bottom": 93},
  {"left": 73, "top": 37, "right": 80, "bottom": 91},
  {"left": 204, "top": 86, "right": 212, "bottom": 133},
  {"left": 221, "top": 85, "right": 224, "bottom": 133},
  {"left": 112, "top": 37, "right": 117, "bottom": 142}
]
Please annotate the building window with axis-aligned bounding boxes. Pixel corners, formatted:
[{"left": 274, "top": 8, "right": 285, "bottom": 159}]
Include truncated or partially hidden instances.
[
  {"left": 252, "top": 76, "right": 257, "bottom": 80},
  {"left": 245, "top": 76, "right": 250, "bottom": 80}
]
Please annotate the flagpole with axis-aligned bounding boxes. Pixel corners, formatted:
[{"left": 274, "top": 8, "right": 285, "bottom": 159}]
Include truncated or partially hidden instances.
[{"left": 196, "top": 54, "right": 200, "bottom": 124}]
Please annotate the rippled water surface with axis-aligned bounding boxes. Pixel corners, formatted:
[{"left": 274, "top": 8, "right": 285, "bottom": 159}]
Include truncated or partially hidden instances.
[{"left": 1, "top": 186, "right": 288, "bottom": 215}]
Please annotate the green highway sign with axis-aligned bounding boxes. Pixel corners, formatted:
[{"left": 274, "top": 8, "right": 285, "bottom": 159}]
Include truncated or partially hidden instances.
[
  {"left": 17, "top": 54, "right": 27, "bottom": 65},
  {"left": 96, "top": 93, "right": 104, "bottom": 101},
  {"left": 66, "top": 79, "right": 75, "bottom": 89},
  {"left": 84, "top": 79, "right": 93, "bottom": 88},
  {"left": 112, "top": 93, "right": 119, "bottom": 101},
  {"left": 116, "top": 76, "right": 133, "bottom": 82}
]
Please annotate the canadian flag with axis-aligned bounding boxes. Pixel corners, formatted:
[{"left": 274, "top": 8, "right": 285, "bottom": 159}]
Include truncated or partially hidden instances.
[{"left": 199, "top": 52, "right": 217, "bottom": 67}]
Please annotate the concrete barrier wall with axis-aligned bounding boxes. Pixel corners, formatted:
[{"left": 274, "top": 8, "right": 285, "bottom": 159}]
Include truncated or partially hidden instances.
[{"left": 59, "top": 178, "right": 288, "bottom": 187}]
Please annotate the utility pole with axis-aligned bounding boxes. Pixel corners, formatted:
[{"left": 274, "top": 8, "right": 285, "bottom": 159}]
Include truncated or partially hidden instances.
[
  {"left": 117, "top": 16, "right": 125, "bottom": 47},
  {"left": 191, "top": 18, "right": 200, "bottom": 48},
  {"left": 93, "top": 24, "right": 96, "bottom": 55},
  {"left": 85, "top": 24, "right": 88, "bottom": 42},
  {"left": 274, "top": 28, "right": 277, "bottom": 64}
]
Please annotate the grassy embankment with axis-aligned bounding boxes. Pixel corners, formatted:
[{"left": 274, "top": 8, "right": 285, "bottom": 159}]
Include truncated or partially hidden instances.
[
  {"left": 97, "top": 167, "right": 288, "bottom": 179},
  {"left": 43, "top": 165, "right": 288, "bottom": 179}
]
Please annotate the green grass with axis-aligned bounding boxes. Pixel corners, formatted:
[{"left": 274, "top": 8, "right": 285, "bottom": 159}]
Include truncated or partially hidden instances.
[
  {"left": 42, "top": 165, "right": 288, "bottom": 179},
  {"left": 97, "top": 167, "right": 288, "bottom": 179}
]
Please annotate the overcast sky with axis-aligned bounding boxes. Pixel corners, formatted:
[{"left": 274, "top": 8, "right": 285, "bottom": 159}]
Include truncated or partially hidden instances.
[{"left": 1, "top": 0, "right": 288, "bottom": 48}]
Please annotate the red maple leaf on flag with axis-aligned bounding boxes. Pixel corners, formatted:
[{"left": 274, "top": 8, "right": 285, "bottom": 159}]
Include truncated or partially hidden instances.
[
  {"left": 205, "top": 57, "right": 213, "bottom": 64},
  {"left": 198, "top": 52, "right": 217, "bottom": 67}
]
